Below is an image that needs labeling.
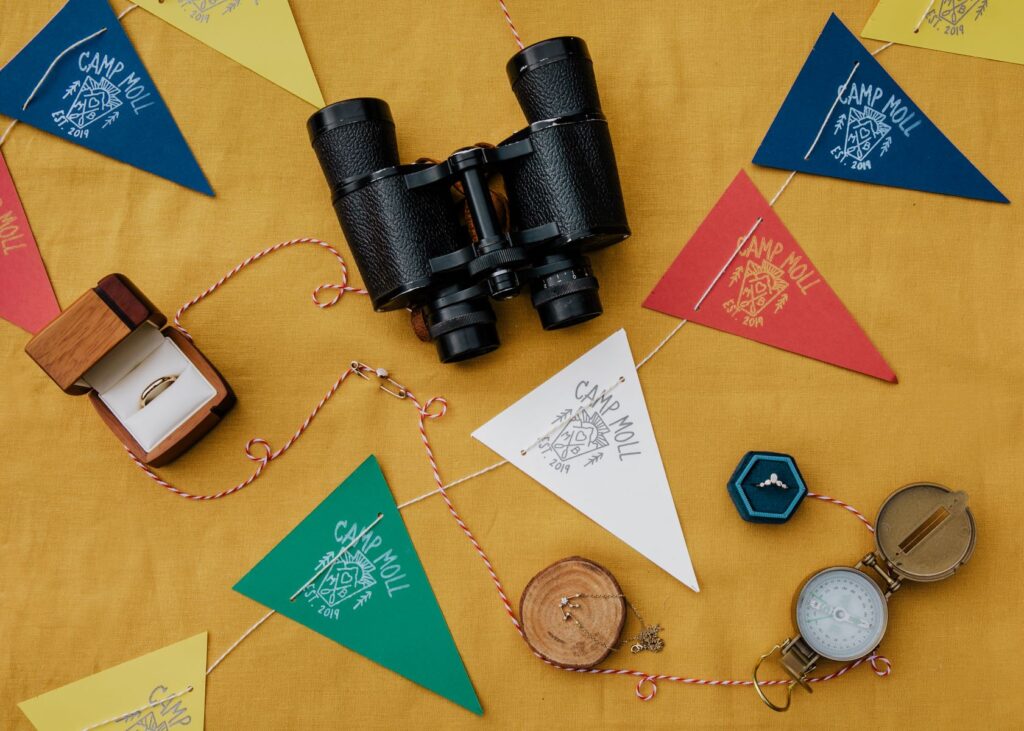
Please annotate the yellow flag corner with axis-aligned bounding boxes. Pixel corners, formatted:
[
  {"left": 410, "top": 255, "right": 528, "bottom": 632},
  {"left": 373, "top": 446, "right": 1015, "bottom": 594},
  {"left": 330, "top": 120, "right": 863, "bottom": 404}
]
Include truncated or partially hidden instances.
[{"left": 18, "top": 632, "right": 208, "bottom": 731}]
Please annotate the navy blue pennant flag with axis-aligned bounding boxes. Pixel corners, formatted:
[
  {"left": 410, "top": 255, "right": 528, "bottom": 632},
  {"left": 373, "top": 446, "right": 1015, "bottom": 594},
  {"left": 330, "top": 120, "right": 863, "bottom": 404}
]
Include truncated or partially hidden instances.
[
  {"left": 0, "top": 0, "right": 212, "bottom": 195},
  {"left": 753, "top": 14, "right": 1006, "bottom": 203}
]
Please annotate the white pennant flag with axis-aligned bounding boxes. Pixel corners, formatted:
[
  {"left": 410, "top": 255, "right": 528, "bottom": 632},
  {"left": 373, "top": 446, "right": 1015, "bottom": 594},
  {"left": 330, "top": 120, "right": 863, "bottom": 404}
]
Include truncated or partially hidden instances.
[{"left": 473, "top": 329, "right": 699, "bottom": 591}]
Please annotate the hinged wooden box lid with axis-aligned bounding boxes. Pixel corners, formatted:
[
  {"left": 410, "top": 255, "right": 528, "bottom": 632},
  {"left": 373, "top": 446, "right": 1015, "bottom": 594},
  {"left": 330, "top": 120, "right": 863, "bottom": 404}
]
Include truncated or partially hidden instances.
[
  {"left": 24, "top": 273, "right": 234, "bottom": 467},
  {"left": 25, "top": 274, "right": 166, "bottom": 394}
]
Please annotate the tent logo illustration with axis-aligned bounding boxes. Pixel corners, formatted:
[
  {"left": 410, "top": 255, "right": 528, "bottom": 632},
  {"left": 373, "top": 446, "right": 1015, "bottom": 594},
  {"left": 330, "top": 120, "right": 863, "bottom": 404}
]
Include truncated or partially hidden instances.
[
  {"left": 724, "top": 257, "right": 790, "bottom": 328},
  {"left": 178, "top": 0, "right": 260, "bottom": 23},
  {"left": 49, "top": 50, "right": 159, "bottom": 141},
  {"left": 535, "top": 379, "right": 646, "bottom": 474},
  {"left": 831, "top": 103, "right": 893, "bottom": 170},
  {"left": 550, "top": 409, "right": 611, "bottom": 464},
  {"left": 929, "top": 0, "right": 988, "bottom": 34},
  {"left": 53, "top": 76, "right": 123, "bottom": 136},
  {"left": 302, "top": 519, "right": 410, "bottom": 619},
  {"left": 306, "top": 547, "right": 378, "bottom": 610}
]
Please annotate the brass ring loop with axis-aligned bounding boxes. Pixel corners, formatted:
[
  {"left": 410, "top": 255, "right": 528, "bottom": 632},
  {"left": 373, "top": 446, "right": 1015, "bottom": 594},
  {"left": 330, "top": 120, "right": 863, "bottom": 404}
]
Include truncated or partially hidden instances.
[
  {"left": 139, "top": 375, "right": 178, "bottom": 409},
  {"left": 753, "top": 645, "right": 796, "bottom": 712}
]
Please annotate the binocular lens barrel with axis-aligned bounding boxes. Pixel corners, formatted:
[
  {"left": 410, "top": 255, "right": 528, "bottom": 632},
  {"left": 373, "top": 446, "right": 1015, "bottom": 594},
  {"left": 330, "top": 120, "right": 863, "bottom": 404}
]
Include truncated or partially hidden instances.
[
  {"left": 503, "top": 37, "right": 629, "bottom": 331},
  {"left": 529, "top": 254, "right": 602, "bottom": 330},
  {"left": 308, "top": 98, "right": 400, "bottom": 184},
  {"left": 502, "top": 37, "right": 629, "bottom": 254},
  {"left": 507, "top": 36, "right": 602, "bottom": 121},
  {"left": 308, "top": 99, "right": 465, "bottom": 312},
  {"left": 426, "top": 286, "right": 501, "bottom": 364}
]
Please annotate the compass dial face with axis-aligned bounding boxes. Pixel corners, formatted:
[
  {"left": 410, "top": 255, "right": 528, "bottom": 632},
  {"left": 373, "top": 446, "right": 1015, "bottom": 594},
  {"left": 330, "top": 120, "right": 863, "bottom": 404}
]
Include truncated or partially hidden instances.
[{"left": 795, "top": 567, "right": 888, "bottom": 661}]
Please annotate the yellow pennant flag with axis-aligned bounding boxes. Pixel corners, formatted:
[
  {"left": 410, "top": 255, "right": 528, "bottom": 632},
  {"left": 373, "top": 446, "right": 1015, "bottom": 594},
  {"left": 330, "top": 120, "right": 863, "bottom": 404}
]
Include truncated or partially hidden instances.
[
  {"left": 134, "top": 0, "right": 324, "bottom": 106},
  {"left": 862, "top": 0, "right": 1024, "bottom": 66},
  {"left": 18, "top": 633, "right": 207, "bottom": 731}
]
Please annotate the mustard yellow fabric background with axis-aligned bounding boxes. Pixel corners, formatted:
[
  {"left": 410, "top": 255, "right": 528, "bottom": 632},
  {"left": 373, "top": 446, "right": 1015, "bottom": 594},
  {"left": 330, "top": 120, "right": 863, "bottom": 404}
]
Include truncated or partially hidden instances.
[{"left": 1, "top": 1, "right": 1021, "bottom": 728}]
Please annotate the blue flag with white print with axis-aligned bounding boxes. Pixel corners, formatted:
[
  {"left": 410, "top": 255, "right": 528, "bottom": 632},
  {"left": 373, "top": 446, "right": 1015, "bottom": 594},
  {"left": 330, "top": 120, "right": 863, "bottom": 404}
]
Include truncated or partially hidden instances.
[
  {"left": 0, "top": 0, "right": 212, "bottom": 195},
  {"left": 753, "top": 14, "right": 1006, "bottom": 203}
]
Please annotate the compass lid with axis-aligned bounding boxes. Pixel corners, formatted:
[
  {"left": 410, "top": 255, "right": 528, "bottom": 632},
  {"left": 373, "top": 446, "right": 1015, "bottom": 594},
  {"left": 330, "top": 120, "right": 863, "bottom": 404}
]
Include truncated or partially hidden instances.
[{"left": 875, "top": 483, "right": 976, "bottom": 582}]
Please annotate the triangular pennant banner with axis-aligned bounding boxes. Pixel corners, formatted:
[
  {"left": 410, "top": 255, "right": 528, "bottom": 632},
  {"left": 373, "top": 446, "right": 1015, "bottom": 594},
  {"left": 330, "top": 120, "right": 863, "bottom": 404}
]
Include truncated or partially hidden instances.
[
  {"left": 472, "top": 329, "right": 700, "bottom": 592},
  {"left": 0, "top": 149, "right": 60, "bottom": 333},
  {"left": 19, "top": 633, "right": 207, "bottom": 731},
  {"left": 234, "top": 455, "right": 482, "bottom": 715},
  {"left": 863, "top": 0, "right": 1024, "bottom": 67},
  {"left": 0, "top": 0, "right": 212, "bottom": 195},
  {"left": 644, "top": 170, "right": 896, "bottom": 382},
  {"left": 134, "top": 0, "right": 324, "bottom": 107},
  {"left": 753, "top": 13, "right": 1006, "bottom": 203}
]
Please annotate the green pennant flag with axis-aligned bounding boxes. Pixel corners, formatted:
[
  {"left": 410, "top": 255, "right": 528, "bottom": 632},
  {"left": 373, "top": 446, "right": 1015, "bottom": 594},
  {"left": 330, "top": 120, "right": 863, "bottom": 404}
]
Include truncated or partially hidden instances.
[{"left": 233, "top": 455, "right": 481, "bottom": 715}]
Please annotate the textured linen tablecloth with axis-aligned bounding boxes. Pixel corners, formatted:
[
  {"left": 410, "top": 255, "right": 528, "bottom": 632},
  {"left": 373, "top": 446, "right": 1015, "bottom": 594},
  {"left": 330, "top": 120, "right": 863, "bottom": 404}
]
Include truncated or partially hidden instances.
[{"left": 1, "top": 1, "right": 1021, "bottom": 728}]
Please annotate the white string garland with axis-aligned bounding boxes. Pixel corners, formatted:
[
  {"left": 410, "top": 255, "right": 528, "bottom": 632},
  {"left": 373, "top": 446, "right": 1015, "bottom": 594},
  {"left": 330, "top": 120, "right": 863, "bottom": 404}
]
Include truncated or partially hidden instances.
[
  {"left": 21, "top": 27, "right": 108, "bottom": 111},
  {"left": 914, "top": 0, "right": 937, "bottom": 33},
  {"left": 13, "top": 10, "right": 904, "bottom": 715},
  {"left": 803, "top": 62, "right": 860, "bottom": 162},
  {"left": 0, "top": 118, "right": 16, "bottom": 148}
]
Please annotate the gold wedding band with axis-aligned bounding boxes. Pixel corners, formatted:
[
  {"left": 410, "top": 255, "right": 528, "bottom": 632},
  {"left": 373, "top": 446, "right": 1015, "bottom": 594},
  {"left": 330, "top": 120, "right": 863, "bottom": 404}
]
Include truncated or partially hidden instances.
[{"left": 139, "top": 375, "right": 178, "bottom": 409}]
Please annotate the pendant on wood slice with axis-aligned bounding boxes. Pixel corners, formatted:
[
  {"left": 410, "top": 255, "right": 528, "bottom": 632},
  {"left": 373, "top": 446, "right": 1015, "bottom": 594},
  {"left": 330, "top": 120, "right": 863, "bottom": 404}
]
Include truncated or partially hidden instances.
[{"left": 519, "top": 556, "right": 626, "bottom": 669}]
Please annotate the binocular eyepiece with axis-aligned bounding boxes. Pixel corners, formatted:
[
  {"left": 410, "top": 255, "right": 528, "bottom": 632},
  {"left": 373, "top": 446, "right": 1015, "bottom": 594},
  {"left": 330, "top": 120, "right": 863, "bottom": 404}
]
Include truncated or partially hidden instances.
[{"left": 308, "top": 37, "right": 630, "bottom": 363}]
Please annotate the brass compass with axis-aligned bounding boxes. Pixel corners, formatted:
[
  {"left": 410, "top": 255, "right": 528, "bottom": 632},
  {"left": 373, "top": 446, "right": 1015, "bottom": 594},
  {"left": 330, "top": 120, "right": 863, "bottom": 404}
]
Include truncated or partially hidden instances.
[{"left": 754, "top": 482, "right": 976, "bottom": 711}]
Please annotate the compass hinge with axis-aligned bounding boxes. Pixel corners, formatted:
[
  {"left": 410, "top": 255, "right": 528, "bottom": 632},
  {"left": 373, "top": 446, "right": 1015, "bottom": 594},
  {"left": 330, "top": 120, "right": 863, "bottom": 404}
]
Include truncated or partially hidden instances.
[
  {"left": 780, "top": 637, "right": 819, "bottom": 691},
  {"left": 857, "top": 552, "right": 902, "bottom": 597}
]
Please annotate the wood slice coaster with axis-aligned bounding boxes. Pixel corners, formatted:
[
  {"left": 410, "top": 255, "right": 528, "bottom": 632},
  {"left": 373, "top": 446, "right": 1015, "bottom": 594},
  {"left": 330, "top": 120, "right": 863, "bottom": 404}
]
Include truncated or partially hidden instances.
[{"left": 519, "top": 557, "right": 626, "bottom": 669}]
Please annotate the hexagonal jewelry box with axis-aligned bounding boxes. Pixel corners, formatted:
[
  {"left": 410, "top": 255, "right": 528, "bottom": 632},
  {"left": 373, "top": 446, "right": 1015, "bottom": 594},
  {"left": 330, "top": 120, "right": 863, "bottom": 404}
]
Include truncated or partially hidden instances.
[{"left": 727, "top": 451, "right": 808, "bottom": 524}]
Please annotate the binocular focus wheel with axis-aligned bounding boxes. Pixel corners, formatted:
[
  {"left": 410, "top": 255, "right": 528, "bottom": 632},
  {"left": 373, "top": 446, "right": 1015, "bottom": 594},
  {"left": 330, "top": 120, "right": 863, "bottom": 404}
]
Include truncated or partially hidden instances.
[
  {"left": 531, "top": 276, "right": 599, "bottom": 307},
  {"left": 466, "top": 247, "right": 529, "bottom": 278}
]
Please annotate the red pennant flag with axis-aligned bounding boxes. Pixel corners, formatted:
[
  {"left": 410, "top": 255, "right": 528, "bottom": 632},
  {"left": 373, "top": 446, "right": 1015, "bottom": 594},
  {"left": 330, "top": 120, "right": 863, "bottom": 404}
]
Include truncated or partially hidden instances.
[
  {"left": 0, "top": 148, "right": 60, "bottom": 334},
  {"left": 643, "top": 170, "right": 895, "bottom": 382}
]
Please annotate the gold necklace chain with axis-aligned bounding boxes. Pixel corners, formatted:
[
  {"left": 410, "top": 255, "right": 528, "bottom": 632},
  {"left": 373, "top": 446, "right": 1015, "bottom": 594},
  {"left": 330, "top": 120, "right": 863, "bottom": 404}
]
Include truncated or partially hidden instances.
[{"left": 559, "top": 593, "right": 665, "bottom": 654}]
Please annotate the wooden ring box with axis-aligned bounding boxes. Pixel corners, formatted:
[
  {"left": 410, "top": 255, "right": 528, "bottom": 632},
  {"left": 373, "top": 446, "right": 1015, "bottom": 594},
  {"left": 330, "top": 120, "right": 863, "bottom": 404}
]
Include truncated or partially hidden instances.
[{"left": 25, "top": 274, "right": 235, "bottom": 467}]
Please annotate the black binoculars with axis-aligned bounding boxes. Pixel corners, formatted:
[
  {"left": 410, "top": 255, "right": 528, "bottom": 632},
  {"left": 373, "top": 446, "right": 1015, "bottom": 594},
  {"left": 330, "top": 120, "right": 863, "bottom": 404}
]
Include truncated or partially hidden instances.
[{"left": 308, "top": 37, "right": 630, "bottom": 363}]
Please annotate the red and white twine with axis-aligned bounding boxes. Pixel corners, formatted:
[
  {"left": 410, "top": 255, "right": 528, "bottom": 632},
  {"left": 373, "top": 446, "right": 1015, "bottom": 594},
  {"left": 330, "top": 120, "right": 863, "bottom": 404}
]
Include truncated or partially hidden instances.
[
  {"left": 806, "top": 491, "right": 876, "bottom": 533},
  {"left": 498, "top": 1, "right": 525, "bottom": 50},
  {"left": 130, "top": 237, "right": 368, "bottom": 501},
  {"left": 406, "top": 389, "right": 891, "bottom": 701},
  {"left": 126, "top": 234, "right": 890, "bottom": 700}
]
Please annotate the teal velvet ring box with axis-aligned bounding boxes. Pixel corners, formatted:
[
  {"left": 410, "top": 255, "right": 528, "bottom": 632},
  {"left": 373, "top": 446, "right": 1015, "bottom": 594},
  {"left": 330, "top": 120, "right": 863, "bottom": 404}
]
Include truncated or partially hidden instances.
[{"left": 727, "top": 451, "right": 807, "bottom": 524}]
